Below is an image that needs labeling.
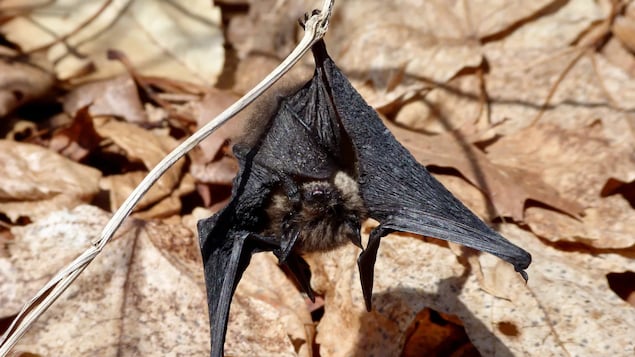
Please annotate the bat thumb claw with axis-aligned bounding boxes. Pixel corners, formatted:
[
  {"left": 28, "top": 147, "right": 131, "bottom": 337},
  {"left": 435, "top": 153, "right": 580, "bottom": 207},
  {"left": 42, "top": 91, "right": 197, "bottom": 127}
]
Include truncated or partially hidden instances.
[{"left": 346, "top": 221, "right": 363, "bottom": 249}]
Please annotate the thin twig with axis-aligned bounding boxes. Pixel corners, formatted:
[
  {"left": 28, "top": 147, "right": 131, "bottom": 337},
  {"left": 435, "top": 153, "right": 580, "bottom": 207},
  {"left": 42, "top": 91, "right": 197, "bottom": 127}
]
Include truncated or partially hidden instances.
[{"left": 0, "top": 0, "right": 335, "bottom": 354}]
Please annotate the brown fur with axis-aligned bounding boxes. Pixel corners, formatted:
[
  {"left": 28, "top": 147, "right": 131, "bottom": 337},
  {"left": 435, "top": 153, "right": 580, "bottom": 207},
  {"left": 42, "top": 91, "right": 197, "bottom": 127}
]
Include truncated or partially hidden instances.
[
  {"left": 264, "top": 171, "right": 367, "bottom": 252},
  {"left": 234, "top": 77, "right": 310, "bottom": 148}
]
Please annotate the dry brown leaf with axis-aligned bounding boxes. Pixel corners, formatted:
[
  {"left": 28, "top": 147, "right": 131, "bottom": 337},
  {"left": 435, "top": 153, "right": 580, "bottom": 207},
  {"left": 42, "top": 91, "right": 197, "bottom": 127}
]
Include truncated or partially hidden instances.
[
  {"left": 469, "top": 225, "right": 635, "bottom": 356},
  {"left": 0, "top": 140, "right": 101, "bottom": 222},
  {"left": 227, "top": 0, "right": 310, "bottom": 58},
  {"left": 95, "top": 118, "right": 185, "bottom": 209},
  {"left": 523, "top": 197, "right": 635, "bottom": 249},
  {"left": 488, "top": 0, "right": 605, "bottom": 51},
  {"left": 613, "top": 11, "right": 635, "bottom": 53},
  {"left": 1, "top": 0, "right": 224, "bottom": 84},
  {"left": 190, "top": 154, "right": 239, "bottom": 185},
  {"left": 233, "top": 54, "right": 284, "bottom": 94},
  {"left": 484, "top": 41, "right": 634, "bottom": 139},
  {"left": 394, "top": 74, "right": 486, "bottom": 135},
  {"left": 95, "top": 119, "right": 181, "bottom": 173},
  {"left": 134, "top": 173, "right": 196, "bottom": 219},
  {"left": 601, "top": 37, "right": 635, "bottom": 78},
  {"left": 228, "top": 253, "right": 314, "bottom": 357},
  {"left": 228, "top": 0, "right": 561, "bottom": 109},
  {"left": 311, "top": 224, "right": 635, "bottom": 356},
  {"left": 325, "top": 0, "right": 561, "bottom": 108},
  {"left": 0, "top": 0, "right": 46, "bottom": 12},
  {"left": 196, "top": 90, "right": 244, "bottom": 161},
  {"left": 0, "top": 205, "right": 310, "bottom": 356},
  {"left": 181, "top": 206, "right": 214, "bottom": 236},
  {"left": 227, "top": 0, "right": 307, "bottom": 59},
  {"left": 49, "top": 107, "right": 102, "bottom": 161},
  {"left": 472, "top": 0, "right": 635, "bottom": 140},
  {"left": 101, "top": 171, "right": 194, "bottom": 218},
  {"left": 387, "top": 121, "right": 583, "bottom": 221},
  {"left": 0, "top": 205, "right": 108, "bottom": 316},
  {"left": 487, "top": 123, "right": 635, "bottom": 248},
  {"left": 101, "top": 171, "right": 168, "bottom": 212},
  {"left": 0, "top": 206, "right": 209, "bottom": 356},
  {"left": 63, "top": 75, "right": 147, "bottom": 123},
  {"left": 309, "top": 235, "right": 463, "bottom": 357},
  {"left": 0, "top": 53, "right": 54, "bottom": 117},
  {"left": 231, "top": 52, "right": 315, "bottom": 98}
]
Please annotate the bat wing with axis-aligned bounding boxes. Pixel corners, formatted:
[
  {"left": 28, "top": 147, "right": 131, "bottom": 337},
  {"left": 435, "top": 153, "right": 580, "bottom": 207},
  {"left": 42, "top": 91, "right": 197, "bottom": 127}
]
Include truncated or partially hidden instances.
[
  {"left": 198, "top": 37, "right": 532, "bottom": 356},
  {"left": 310, "top": 41, "right": 531, "bottom": 309},
  {"left": 198, "top": 64, "right": 346, "bottom": 356},
  {"left": 247, "top": 67, "right": 347, "bottom": 180},
  {"left": 198, "top": 159, "right": 282, "bottom": 357}
]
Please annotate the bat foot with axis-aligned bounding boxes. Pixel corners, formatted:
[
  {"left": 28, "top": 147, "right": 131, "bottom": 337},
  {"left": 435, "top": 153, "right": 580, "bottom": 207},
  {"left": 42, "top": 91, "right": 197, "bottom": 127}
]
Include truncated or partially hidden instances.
[
  {"left": 298, "top": 9, "right": 321, "bottom": 29},
  {"left": 280, "top": 253, "right": 315, "bottom": 301}
]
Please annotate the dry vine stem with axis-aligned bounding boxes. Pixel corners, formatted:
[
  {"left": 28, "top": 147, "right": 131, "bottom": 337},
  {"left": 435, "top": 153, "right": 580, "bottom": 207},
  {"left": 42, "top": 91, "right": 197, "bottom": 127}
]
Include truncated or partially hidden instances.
[{"left": 0, "top": 0, "right": 335, "bottom": 354}]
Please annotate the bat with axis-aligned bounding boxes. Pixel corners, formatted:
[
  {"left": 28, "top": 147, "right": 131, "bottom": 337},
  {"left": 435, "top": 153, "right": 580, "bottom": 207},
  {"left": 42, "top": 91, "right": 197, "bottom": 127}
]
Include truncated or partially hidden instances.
[{"left": 197, "top": 39, "right": 532, "bottom": 357}]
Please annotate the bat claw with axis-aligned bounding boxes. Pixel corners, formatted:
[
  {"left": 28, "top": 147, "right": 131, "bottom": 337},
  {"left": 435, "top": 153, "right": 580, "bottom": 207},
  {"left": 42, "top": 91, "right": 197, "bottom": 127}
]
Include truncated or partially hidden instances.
[
  {"left": 346, "top": 220, "right": 363, "bottom": 249},
  {"left": 276, "top": 221, "right": 300, "bottom": 263},
  {"left": 298, "top": 9, "right": 321, "bottom": 29}
]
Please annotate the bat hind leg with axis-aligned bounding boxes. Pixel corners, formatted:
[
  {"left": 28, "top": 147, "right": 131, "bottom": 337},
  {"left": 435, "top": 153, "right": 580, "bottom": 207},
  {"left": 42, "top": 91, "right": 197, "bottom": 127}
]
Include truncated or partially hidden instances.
[
  {"left": 273, "top": 220, "right": 316, "bottom": 301},
  {"left": 279, "top": 252, "right": 315, "bottom": 301}
]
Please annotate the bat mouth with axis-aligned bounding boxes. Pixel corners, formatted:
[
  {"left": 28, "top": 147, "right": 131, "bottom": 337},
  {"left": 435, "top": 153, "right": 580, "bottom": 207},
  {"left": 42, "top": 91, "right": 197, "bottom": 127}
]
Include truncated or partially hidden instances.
[{"left": 303, "top": 184, "right": 334, "bottom": 203}]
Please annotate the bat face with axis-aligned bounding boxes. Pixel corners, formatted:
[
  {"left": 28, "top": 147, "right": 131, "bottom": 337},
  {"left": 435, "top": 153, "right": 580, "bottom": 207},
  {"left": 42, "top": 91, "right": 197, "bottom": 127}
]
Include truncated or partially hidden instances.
[
  {"left": 197, "top": 39, "right": 532, "bottom": 357},
  {"left": 264, "top": 171, "right": 367, "bottom": 253}
]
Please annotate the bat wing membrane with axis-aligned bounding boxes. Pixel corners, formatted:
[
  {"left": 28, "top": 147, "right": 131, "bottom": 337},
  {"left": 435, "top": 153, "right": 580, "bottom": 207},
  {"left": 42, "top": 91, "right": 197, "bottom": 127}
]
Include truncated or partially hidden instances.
[
  {"left": 198, "top": 159, "right": 282, "bottom": 357},
  {"left": 310, "top": 40, "right": 531, "bottom": 309}
]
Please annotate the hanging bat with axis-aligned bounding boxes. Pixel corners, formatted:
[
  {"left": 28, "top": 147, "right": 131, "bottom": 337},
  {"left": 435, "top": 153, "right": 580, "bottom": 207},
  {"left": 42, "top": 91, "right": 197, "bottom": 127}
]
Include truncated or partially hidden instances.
[{"left": 197, "top": 39, "right": 532, "bottom": 357}]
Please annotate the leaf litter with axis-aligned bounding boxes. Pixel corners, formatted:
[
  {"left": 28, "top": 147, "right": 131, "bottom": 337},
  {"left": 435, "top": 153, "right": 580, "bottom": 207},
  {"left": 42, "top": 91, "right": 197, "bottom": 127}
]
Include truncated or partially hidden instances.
[
  {"left": 1, "top": 0, "right": 635, "bottom": 356},
  {"left": 0, "top": 0, "right": 225, "bottom": 84}
]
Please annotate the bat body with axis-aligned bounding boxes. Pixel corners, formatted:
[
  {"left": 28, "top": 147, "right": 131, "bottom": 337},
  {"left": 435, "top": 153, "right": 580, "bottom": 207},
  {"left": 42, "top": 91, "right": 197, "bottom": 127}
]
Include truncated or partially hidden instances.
[
  {"left": 197, "top": 40, "right": 531, "bottom": 357},
  {"left": 264, "top": 170, "right": 367, "bottom": 254}
]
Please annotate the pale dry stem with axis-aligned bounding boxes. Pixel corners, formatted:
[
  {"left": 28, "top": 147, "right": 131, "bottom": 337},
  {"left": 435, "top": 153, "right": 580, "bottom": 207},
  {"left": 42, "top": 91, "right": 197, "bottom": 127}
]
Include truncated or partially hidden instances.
[{"left": 0, "top": 0, "right": 335, "bottom": 354}]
